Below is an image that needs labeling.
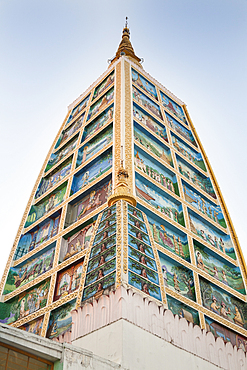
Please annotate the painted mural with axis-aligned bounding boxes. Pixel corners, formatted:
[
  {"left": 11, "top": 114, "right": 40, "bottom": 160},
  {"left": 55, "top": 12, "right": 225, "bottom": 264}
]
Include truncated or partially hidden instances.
[
  {"left": 4, "top": 244, "right": 55, "bottom": 295},
  {"left": 171, "top": 133, "right": 206, "bottom": 172},
  {"left": 194, "top": 239, "right": 245, "bottom": 294},
  {"left": 45, "top": 137, "right": 78, "bottom": 173},
  {"left": 87, "top": 88, "right": 114, "bottom": 122},
  {"left": 71, "top": 149, "right": 112, "bottom": 195},
  {"left": 82, "top": 271, "right": 116, "bottom": 301},
  {"left": 135, "top": 174, "right": 184, "bottom": 226},
  {"left": 205, "top": 316, "right": 247, "bottom": 352},
  {"left": 66, "top": 94, "right": 90, "bottom": 125},
  {"left": 88, "top": 245, "right": 116, "bottom": 272},
  {"left": 182, "top": 181, "right": 226, "bottom": 228},
  {"left": 97, "top": 213, "right": 116, "bottom": 234},
  {"left": 46, "top": 299, "right": 76, "bottom": 340},
  {"left": 76, "top": 125, "right": 113, "bottom": 168},
  {"left": 93, "top": 71, "right": 114, "bottom": 100},
  {"left": 134, "top": 146, "right": 179, "bottom": 196},
  {"left": 188, "top": 210, "right": 236, "bottom": 260},
  {"left": 81, "top": 105, "right": 113, "bottom": 143},
  {"left": 159, "top": 252, "right": 196, "bottom": 301},
  {"left": 145, "top": 208, "right": 190, "bottom": 261},
  {"left": 56, "top": 114, "right": 84, "bottom": 149},
  {"left": 200, "top": 277, "right": 247, "bottom": 329},
  {"left": 20, "top": 316, "right": 44, "bottom": 336},
  {"left": 65, "top": 178, "right": 112, "bottom": 227},
  {"left": 54, "top": 259, "right": 84, "bottom": 301},
  {"left": 133, "top": 86, "right": 163, "bottom": 120},
  {"left": 59, "top": 222, "right": 95, "bottom": 263},
  {"left": 160, "top": 91, "right": 187, "bottom": 125},
  {"left": 85, "top": 258, "right": 116, "bottom": 287},
  {"left": 128, "top": 213, "right": 147, "bottom": 234},
  {"left": 25, "top": 183, "right": 67, "bottom": 228},
  {"left": 14, "top": 214, "right": 60, "bottom": 260},
  {"left": 128, "top": 203, "right": 144, "bottom": 221},
  {"left": 165, "top": 112, "right": 197, "bottom": 147},
  {"left": 128, "top": 245, "right": 156, "bottom": 271},
  {"left": 167, "top": 295, "right": 200, "bottom": 325},
  {"left": 0, "top": 280, "right": 50, "bottom": 324},
  {"left": 133, "top": 103, "right": 168, "bottom": 142},
  {"left": 134, "top": 123, "right": 173, "bottom": 167},
  {"left": 128, "top": 257, "right": 159, "bottom": 285},
  {"left": 132, "top": 69, "right": 158, "bottom": 100},
  {"left": 35, "top": 159, "right": 72, "bottom": 199},
  {"left": 90, "top": 234, "right": 116, "bottom": 259},
  {"left": 128, "top": 271, "right": 161, "bottom": 300},
  {"left": 177, "top": 155, "right": 216, "bottom": 199}
]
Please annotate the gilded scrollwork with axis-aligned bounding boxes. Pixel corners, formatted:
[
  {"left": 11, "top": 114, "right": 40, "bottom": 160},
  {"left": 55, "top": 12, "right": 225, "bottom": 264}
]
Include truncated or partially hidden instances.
[
  {"left": 124, "top": 61, "right": 133, "bottom": 192},
  {"left": 41, "top": 311, "right": 50, "bottom": 337},
  {"left": 114, "top": 61, "right": 122, "bottom": 188},
  {"left": 123, "top": 201, "right": 128, "bottom": 275},
  {"left": 116, "top": 201, "right": 122, "bottom": 287}
]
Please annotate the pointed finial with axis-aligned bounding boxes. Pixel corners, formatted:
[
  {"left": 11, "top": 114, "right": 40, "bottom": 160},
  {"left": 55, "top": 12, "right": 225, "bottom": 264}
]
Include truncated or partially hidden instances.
[{"left": 125, "top": 17, "right": 128, "bottom": 28}]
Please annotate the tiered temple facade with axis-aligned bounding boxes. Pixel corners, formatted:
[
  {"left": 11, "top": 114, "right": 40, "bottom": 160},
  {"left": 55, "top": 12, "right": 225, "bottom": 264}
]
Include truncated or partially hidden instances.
[{"left": 1, "top": 26, "right": 247, "bottom": 369}]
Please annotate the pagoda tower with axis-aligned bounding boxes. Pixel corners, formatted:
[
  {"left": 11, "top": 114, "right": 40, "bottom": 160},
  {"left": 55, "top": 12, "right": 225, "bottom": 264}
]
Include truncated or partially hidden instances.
[{"left": 1, "top": 23, "right": 247, "bottom": 369}]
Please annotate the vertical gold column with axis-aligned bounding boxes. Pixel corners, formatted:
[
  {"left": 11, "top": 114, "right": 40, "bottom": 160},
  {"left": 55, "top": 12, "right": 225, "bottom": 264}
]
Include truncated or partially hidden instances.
[
  {"left": 116, "top": 201, "right": 122, "bottom": 288},
  {"left": 124, "top": 60, "right": 134, "bottom": 192},
  {"left": 114, "top": 61, "right": 122, "bottom": 188}
]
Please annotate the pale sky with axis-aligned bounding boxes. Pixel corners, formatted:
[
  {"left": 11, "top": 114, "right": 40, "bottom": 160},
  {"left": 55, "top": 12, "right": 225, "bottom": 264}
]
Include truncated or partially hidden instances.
[{"left": 0, "top": 0, "right": 246, "bottom": 279}]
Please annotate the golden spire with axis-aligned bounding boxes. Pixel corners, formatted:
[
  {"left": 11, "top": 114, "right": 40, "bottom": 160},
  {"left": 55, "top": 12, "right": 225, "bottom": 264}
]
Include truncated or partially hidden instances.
[{"left": 110, "top": 17, "right": 142, "bottom": 67}]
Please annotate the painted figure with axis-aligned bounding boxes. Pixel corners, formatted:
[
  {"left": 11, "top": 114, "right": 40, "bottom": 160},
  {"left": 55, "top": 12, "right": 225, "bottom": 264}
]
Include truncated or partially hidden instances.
[{"left": 210, "top": 296, "right": 220, "bottom": 314}]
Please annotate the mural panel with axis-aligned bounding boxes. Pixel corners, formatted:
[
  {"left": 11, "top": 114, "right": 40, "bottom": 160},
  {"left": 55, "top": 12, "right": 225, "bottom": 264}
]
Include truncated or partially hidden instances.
[
  {"left": 88, "top": 245, "right": 116, "bottom": 273},
  {"left": 200, "top": 277, "right": 247, "bottom": 329},
  {"left": 46, "top": 299, "right": 76, "bottom": 340},
  {"left": 133, "top": 86, "right": 163, "bottom": 120},
  {"left": 54, "top": 259, "right": 84, "bottom": 301},
  {"left": 93, "top": 71, "right": 114, "bottom": 100},
  {"left": 194, "top": 239, "right": 245, "bottom": 294},
  {"left": 135, "top": 173, "right": 184, "bottom": 226},
  {"left": 82, "top": 271, "right": 116, "bottom": 301},
  {"left": 144, "top": 208, "right": 190, "bottom": 261},
  {"left": 167, "top": 295, "right": 200, "bottom": 325},
  {"left": 177, "top": 155, "right": 216, "bottom": 198},
  {"left": 205, "top": 316, "right": 247, "bottom": 352},
  {"left": 134, "top": 146, "right": 179, "bottom": 196},
  {"left": 182, "top": 180, "right": 226, "bottom": 228},
  {"left": 188, "top": 210, "right": 236, "bottom": 260},
  {"left": 171, "top": 133, "right": 206, "bottom": 171},
  {"left": 90, "top": 234, "right": 116, "bottom": 259},
  {"left": 14, "top": 214, "right": 60, "bottom": 260},
  {"left": 128, "top": 256, "right": 159, "bottom": 285},
  {"left": 87, "top": 88, "right": 114, "bottom": 121},
  {"left": 85, "top": 258, "right": 116, "bottom": 286},
  {"left": 128, "top": 271, "right": 161, "bottom": 300},
  {"left": 128, "top": 213, "right": 147, "bottom": 234},
  {"left": 55, "top": 113, "right": 84, "bottom": 149},
  {"left": 4, "top": 243, "right": 56, "bottom": 294},
  {"left": 35, "top": 159, "right": 71, "bottom": 199},
  {"left": 81, "top": 105, "right": 113, "bottom": 143},
  {"left": 133, "top": 103, "right": 168, "bottom": 142},
  {"left": 59, "top": 222, "right": 95, "bottom": 263},
  {"left": 65, "top": 178, "right": 112, "bottom": 227},
  {"left": 165, "top": 112, "right": 197, "bottom": 147},
  {"left": 159, "top": 252, "right": 196, "bottom": 301},
  {"left": 127, "top": 203, "right": 143, "bottom": 221},
  {"left": 134, "top": 123, "right": 173, "bottom": 167},
  {"left": 132, "top": 69, "right": 158, "bottom": 100},
  {"left": 128, "top": 245, "right": 156, "bottom": 271},
  {"left": 71, "top": 149, "right": 112, "bottom": 195},
  {"left": 160, "top": 91, "right": 187, "bottom": 124},
  {"left": 45, "top": 137, "right": 78, "bottom": 173},
  {"left": 19, "top": 316, "right": 44, "bottom": 335},
  {"left": 25, "top": 183, "right": 67, "bottom": 228},
  {"left": 66, "top": 95, "right": 90, "bottom": 125},
  {"left": 76, "top": 125, "right": 113, "bottom": 168},
  {"left": 0, "top": 279, "right": 50, "bottom": 324}
]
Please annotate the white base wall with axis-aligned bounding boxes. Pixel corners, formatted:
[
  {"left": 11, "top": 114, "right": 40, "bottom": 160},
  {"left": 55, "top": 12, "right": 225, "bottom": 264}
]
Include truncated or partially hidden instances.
[{"left": 73, "top": 319, "right": 223, "bottom": 370}]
